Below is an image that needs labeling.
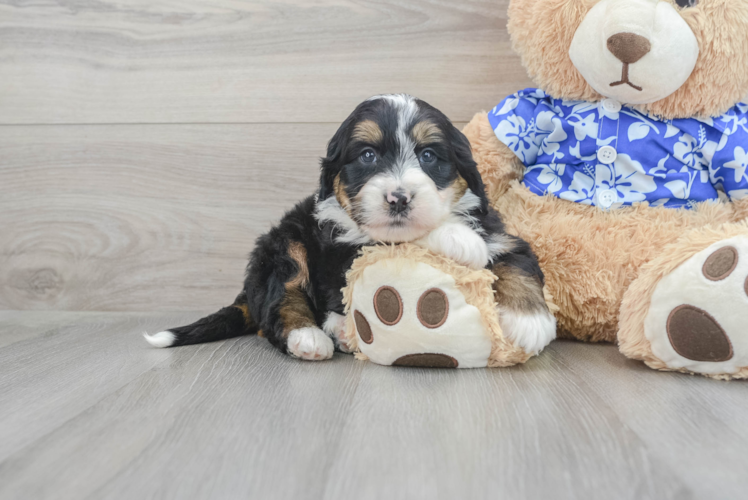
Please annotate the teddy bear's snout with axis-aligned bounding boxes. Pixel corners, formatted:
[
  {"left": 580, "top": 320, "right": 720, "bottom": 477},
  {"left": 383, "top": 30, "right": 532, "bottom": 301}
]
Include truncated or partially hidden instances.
[
  {"left": 569, "top": 0, "right": 699, "bottom": 104},
  {"left": 607, "top": 32, "right": 651, "bottom": 65}
]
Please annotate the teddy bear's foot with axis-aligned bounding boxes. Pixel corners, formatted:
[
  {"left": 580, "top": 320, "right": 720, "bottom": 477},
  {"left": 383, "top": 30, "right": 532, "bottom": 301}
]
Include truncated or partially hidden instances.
[{"left": 642, "top": 236, "right": 748, "bottom": 377}]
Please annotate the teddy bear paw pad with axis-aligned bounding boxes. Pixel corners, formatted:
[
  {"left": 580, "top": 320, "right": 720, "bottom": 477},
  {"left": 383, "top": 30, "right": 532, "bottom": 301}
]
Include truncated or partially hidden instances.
[
  {"left": 645, "top": 236, "right": 748, "bottom": 375},
  {"left": 350, "top": 259, "right": 493, "bottom": 368},
  {"left": 667, "top": 306, "right": 732, "bottom": 363},
  {"left": 392, "top": 353, "right": 459, "bottom": 369}
]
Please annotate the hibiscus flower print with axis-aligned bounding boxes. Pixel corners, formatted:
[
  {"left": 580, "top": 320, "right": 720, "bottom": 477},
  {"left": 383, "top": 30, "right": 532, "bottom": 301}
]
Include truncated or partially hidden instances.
[
  {"left": 597, "top": 154, "right": 657, "bottom": 203},
  {"left": 673, "top": 127, "right": 718, "bottom": 170},
  {"left": 673, "top": 135, "right": 699, "bottom": 167},
  {"left": 493, "top": 89, "right": 547, "bottom": 116},
  {"left": 561, "top": 171, "right": 595, "bottom": 204},
  {"left": 568, "top": 112, "right": 598, "bottom": 141},
  {"left": 673, "top": 133, "right": 708, "bottom": 169},
  {"left": 527, "top": 163, "right": 567, "bottom": 193},
  {"left": 536, "top": 111, "right": 568, "bottom": 158},
  {"left": 719, "top": 109, "right": 747, "bottom": 136},
  {"left": 724, "top": 147, "right": 748, "bottom": 184},
  {"left": 494, "top": 115, "right": 538, "bottom": 164}
]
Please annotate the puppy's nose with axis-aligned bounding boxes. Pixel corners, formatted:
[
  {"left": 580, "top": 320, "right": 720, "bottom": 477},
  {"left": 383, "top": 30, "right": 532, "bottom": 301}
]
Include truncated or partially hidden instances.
[
  {"left": 386, "top": 191, "right": 411, "bottom": 215},
  {"left": 607, "top": 32, "right": 651, "bottom": 64}
]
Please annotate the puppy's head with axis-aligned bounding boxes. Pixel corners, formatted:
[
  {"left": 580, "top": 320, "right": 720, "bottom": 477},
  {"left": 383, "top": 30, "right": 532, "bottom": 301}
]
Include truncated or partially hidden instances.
[{"left": 317, "top": 95, "right": 487, "bottom": 243}]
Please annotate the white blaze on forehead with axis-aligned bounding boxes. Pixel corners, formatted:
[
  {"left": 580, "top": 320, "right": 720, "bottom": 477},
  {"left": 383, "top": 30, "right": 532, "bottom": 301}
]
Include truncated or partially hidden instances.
[
  {"left": 394, "top": 97, "right": 419, "bottom": 149},
  {"left": 367, "top": 93, "right": 421, "bottom": 171},
  {"left": 367, "top": 93, "right": 416, "bottom": 107}
]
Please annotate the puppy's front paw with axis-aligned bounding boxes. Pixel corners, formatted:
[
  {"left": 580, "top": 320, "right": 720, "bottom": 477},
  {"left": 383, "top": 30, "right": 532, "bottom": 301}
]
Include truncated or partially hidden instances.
[
  {"left": 323, "top": 312, "right": 353, "bottom": 353},
  {"left": 416, "top": 223, "right": 489, "bottom": 269},
  {"left": 499, "top": 309, "right": 557, "bottom": 355},
  {"left": 287, "top": 327, "right": 335, "bottom": 361}
]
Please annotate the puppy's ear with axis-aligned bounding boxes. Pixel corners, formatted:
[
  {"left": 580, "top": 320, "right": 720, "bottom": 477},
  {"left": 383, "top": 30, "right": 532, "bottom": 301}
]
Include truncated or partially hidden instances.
[
  {"left": 449, "top": 125, "right": 489, "bottom": 214},
  {"left": 318, "top": 117, "right": 353, "bottom": 200}
]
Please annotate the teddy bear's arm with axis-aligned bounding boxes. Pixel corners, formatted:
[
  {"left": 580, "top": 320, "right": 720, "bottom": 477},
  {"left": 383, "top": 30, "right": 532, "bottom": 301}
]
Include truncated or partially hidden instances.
[
  {"left": 732, "top": 196, "right": 748, "bottom": 222},
  {"left": 462, "top": 112, "right": 525, "bottom": 200}
]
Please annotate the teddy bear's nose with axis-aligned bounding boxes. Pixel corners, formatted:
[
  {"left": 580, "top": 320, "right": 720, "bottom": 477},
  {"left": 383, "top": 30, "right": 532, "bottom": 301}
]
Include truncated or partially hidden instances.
[{"left": 607, "top": 32, "right": 652, "bottom": 64}]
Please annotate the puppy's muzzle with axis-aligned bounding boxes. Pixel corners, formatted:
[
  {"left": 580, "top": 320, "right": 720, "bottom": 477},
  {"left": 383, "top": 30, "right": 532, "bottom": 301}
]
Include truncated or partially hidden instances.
[{"left": 386, "top": 190, "right": 412, "bottom": 215}]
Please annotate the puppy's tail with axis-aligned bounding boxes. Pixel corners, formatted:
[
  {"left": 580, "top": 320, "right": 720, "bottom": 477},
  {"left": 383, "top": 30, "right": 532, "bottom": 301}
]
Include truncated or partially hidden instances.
[{"left": 143, "top": 290, "right": 258, "bottom": 348}]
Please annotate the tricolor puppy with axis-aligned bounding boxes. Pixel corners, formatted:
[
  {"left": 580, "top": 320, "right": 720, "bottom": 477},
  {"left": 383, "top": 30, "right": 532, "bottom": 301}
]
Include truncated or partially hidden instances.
[{"left": 144, "top": 95, "right": 556, "bottom": 360}]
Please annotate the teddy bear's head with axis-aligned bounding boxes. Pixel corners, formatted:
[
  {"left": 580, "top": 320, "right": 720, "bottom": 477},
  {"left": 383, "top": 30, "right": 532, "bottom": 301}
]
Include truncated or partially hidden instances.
[{"left": 508, "top": 0, "right": 748, "bottom": 119}]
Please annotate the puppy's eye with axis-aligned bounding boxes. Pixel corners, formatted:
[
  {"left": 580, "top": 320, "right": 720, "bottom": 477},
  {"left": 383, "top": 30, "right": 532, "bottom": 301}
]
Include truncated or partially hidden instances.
[
  {"left": 360, "top": 149, "right": 377, "bottom": 164},
  {"left": 675, "top": 0, "right": 697, "bottom": 8},
  {"left": 419, "top": 149, "right": 437, "bottom": 165}
]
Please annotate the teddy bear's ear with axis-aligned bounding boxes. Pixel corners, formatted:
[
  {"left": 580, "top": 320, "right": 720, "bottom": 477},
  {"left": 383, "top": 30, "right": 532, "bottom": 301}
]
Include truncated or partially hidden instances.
[
  {"left": 507, "top": 0, "right": 600, "bottom": 103},
  {"left": 448, "top": 125, "right": 489, "bottom": 214}
]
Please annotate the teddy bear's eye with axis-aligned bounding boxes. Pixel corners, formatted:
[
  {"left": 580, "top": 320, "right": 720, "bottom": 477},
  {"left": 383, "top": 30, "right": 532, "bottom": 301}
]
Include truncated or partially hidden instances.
[{"left": 675, "top": 0, "right": 698, "bottom": 8}]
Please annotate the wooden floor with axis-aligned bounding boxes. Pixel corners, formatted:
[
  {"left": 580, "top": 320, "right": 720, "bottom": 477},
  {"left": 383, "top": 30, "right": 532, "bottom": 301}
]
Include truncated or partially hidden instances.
[{"left": 1, "top": 310, "right": 747, "bottom": 500}]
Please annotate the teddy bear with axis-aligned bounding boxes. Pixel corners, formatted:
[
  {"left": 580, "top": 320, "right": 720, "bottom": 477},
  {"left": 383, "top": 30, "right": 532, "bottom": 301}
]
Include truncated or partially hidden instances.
[{"left": 460, "top": 0, "right": 748, "bottom": 379}]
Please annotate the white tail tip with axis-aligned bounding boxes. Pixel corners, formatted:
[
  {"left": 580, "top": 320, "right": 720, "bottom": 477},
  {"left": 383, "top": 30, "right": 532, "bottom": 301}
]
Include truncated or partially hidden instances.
[{"left": 143, "top": 331, "right": 176, "bottom": 348}]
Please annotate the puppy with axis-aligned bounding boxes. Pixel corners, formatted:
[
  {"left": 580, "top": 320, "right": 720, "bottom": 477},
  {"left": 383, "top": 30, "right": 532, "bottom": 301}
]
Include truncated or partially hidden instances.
[{"left": 144, "top": 95, "right": 556, "bottom": 360}]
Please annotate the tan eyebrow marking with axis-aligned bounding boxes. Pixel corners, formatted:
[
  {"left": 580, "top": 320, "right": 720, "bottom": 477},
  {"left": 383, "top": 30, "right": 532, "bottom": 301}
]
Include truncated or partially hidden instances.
[
  {"left": 411, "top": 120, "right": 443, "bottom": 145},
  {"left": 352, "top": 120, "right": 383, "bottom": 144}
]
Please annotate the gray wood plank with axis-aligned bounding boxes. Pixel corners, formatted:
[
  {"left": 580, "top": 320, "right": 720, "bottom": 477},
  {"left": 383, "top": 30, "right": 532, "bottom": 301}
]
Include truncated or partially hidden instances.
[
  {"left": 0, "top": 311, "right": 205, "bottom": 462},
  {"left": 0, "top": 314, "right": 364, "bottom": 500},
  {"left": 0, "top": 310, "right": 95, "bottom": 348},
  {"left": 0, "top": 0, "right": 530, "bottom": 125},
  {"left": 89, "top": 340, "right": 363, "bottom": 500},
  {"left": 550, "top": 340, "right": 748, "bottom": 500},
  {"left": 0, "top": 123, "right": 330, "bottom": 311},
  {"left": 323, "top": 348, "right": 686, "bottom": 500}
]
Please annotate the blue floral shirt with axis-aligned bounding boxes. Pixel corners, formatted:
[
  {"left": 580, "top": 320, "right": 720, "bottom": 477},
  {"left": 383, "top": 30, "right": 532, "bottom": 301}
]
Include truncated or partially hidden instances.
[{"left": 488, "top": 88, "right": 748, "bottom": 209}]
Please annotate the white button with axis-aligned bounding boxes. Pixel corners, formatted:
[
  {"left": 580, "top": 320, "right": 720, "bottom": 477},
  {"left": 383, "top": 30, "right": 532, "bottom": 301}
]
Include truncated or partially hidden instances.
[
  {"left": 602, "top": 98, "right": 622, "bottom": 113},
  {"left": 598, "top": 146, "right": 618, "bottom": 164},
  {"left": 598, "top": 189, "right": 618, "bottom": 209}
]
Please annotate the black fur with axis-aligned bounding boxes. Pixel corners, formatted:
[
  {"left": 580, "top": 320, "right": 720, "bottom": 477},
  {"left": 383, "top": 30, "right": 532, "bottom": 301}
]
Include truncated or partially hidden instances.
[
  {"left": 168, "top": 291, "right": 257, "bottom": 347},
  {"left": 243, "top": 196, "right": 361, "bottom": 353},
  {"left": 414, "top": 99, "right": 490, "bottom": 214},
  {"left": 675, "top": 0, "right": 697, "bottom": 8}
]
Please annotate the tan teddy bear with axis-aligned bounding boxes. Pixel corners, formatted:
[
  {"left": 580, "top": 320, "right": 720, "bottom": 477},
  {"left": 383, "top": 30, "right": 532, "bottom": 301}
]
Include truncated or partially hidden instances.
[{"left": 463, "top": 0, "right": 748, "bottom": 379}]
